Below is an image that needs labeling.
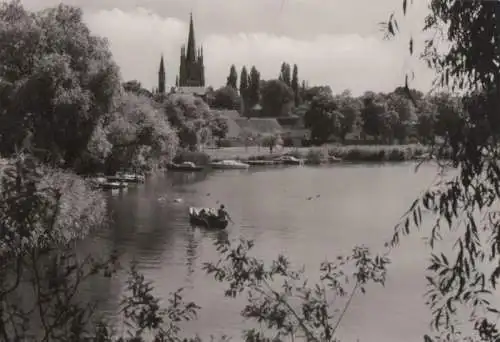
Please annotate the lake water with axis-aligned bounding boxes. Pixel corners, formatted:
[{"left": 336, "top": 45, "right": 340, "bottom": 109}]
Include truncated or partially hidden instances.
[{"left": 80, "top": 163, "right": 443, "bottom": 342}]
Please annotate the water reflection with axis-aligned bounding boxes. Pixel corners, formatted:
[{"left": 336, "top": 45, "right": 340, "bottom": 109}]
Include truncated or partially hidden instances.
[
  {"left": 78, "top": 164, "right": 442, "bottom": 342},
  {"left": 185, "top": 227, "right": 198, "bottom": 280},
  {"left": 167, "top": 171, "right": 211, "bottom": 186}
]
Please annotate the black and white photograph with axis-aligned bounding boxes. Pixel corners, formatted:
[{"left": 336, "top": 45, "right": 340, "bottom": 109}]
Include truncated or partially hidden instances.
[{"left": 0, "top": 0, "right": 498, "bottom": 341}]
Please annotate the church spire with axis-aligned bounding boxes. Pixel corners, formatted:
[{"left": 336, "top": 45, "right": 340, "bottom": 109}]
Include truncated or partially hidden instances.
[
  {"left": 158, "top": 54, "right": 165, "bottom": 94},
  {"left": 186, "top": 12, "right": 196, "bottom": 62}
]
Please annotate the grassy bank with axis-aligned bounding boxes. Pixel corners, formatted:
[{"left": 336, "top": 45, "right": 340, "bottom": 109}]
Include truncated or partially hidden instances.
[{"left": 205, "top": 144, "right": 431, "bottom": 164}]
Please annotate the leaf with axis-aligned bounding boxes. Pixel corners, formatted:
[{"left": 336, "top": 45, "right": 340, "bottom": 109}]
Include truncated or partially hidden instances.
[{"left": 423, "top": 335, "right": 434, "bottom": 342}]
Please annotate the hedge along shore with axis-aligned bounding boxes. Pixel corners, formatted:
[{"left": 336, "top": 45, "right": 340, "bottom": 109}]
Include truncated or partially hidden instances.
[{"left": 200, "top": 144, "right": 433, "bottom": 165}]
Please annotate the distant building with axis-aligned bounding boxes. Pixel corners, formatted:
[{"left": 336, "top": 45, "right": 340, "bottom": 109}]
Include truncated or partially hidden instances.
[{"left": 156, "top": 13, "right": 206, "bottom": 95}]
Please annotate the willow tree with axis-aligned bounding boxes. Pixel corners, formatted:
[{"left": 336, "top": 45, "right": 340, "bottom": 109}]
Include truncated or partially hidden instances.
[{"left": 386, "top": 1, "right": 500, "bottom": 341}]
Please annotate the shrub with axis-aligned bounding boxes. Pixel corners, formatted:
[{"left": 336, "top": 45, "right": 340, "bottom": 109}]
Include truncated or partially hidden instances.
[
  {"left": 327, "top": 144, "right": 429, "bottom": 162},
  {"left": 282, "top": 135, "right": 296, "bottom": 147},
  {"left": 305, "top": 149, "right": 327, "bottom": 165}
]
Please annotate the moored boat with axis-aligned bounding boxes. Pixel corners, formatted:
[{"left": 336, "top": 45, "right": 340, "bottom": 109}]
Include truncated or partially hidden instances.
[
  {"left": 276, "top": 155, "right": 303, "bottom": 165},
  {"left": 246, "top": 160, "right": 278, "bottom": 166},
  {"left": 167, "top": 161, "right": 204, "bottom": 171},
  {"left": 188, "top": 207, "right": 229, "bottom": 229},
  {"left": 99, "top": 181, "right": 128, "bottom": 190},
  {"left": 209, "top": 160, "right": 250, "bottom": 170},
  {"left": 107, "top": 172, "right": 145, "bottom": 183},
  {"left": 329, "top": 156, "right": 343, "bottom": 163}
]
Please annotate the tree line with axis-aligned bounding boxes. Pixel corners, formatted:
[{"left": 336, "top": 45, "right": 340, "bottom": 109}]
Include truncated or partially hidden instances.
[
  {"left": 209, "top": 62, "right": 467, "bottom": 147},
  {"left": 208, "top": 62, "right": 305, "bottom": 117},
  {"left": 302, "top": 86, "right": 465, "bottom": 145}
]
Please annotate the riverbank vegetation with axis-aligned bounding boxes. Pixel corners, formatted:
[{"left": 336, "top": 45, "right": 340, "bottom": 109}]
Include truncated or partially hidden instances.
[
  {"left": 205, "top": 144, "right": 431, "bottom": 164},
  {"left": 0, "top": 0, "right": 499, "bottom": 341},
  {"left": 209, "top": 63, "right": 465, "bottom": 149}
]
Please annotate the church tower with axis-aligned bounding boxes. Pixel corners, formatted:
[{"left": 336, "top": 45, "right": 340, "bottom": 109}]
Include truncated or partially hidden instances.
[
  {"left": 158, "top": 55, "right": 166, "bottom": 94},
  {"left": 178, "top": 13, "right": 205, "bottom": 87}
]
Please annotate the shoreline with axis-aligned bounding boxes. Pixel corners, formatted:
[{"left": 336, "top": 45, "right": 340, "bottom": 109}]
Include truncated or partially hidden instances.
[{"left": 201, "top": 144, "right": 435, "bottom": 165}]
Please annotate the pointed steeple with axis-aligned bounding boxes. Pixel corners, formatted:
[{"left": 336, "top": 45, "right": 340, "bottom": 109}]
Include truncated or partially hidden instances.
[
  {"left": 158, "top": 54, "right": 165, "bottom": 94},
  {"left": 186, "top": 12, "right": 196, "bottom": 62},
  {"left": 159, "top": 54, "right": 165, "bottom": 73}
]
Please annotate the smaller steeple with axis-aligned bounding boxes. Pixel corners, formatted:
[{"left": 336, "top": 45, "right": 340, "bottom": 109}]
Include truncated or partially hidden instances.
[{"left": 158, "top": 54, "right": 166, "bottom": 94}]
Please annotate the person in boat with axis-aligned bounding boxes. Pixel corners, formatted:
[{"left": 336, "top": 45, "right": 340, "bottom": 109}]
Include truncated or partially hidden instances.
[
  {"left": 217, "top": 204, "right": 232, "bottom": 222},
  {"left": 199, "top": 208, "right": 208, "bottom": 218}
]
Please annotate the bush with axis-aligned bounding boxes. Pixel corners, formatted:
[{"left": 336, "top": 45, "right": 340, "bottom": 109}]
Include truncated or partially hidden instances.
[
  {"left": 305, "top": 149, "right": 327, "bottom": 165},
  {"left": 173, "top": 151, "right": 211, "bottom": 166},
  {"left": 282, "top": 135, "right": 296, "bottom": 147},
  {"left": 326, "top": 144, "right": 429, "bottom": 162}
]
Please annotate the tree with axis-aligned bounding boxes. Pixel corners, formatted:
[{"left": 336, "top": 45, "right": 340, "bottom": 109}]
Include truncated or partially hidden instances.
[
  {"left": 378, "top": 110, "right": 400, "bottom": 144},
  {"left": 86, "top": 92, "right": 178, "bottom": 173},
  {"left": 415, "top": 96, "right": 438, "bottom": 143},
  {"left": 302, "top": 86, "right": 333, "bottom": 103},
  {"left": 0, "top": 2, "right": 121, "bottom": 169},
  {"left": 226, "top": 64, "right": 238, "bottom": 90},
  {"left": 291, "top": 64, "right": 300, "bottom": 106},
  {"left": 260, "top": 133, "right": 280, "bottom": 153},
  {"left": 211, "top": 86, "right": 241, "bottom": 111},
  {"left": 304, "top": 91, "right": 341, "bottom": 144},
  {"left": 209, "top": 114, "right": 229, "bottom": 146},
  {"left": 247, "top": 66, "right": 261, "bottom": 109},
  {"left": 429, "top": 92, "right": 463, "bottom": 139},
  {"left": 386, "top": 1, "right": 500, "bottom": 341},
  {"left": 239, "top": 66, "right": 249, "bottom": 115},
  {"left": 279, "top": 62, "right": 291, "bottom": 86},
  {"left": 204, "top": 238, "right": 387, "bottom": 341},
  {"left": 360, "top": 92, "right": 386, "bottom": 139},
  {"left": 416, "top": 112, "right": 436, "bottom": 144},
  {"left": 163, "top": 94, "right": 213, "bottom": 151},
  {"left": 260, "top": 79, "right": 295, "bottom": 117},
  {"left": 0, "top": 154, "right": 203, "bottom": 341},
  {"left": 386, "top": 92, "right": 417, "bottom": 123},
  {"left": 334, "top": 90, "right": 362, "bottom": 142},
  {"left": 123, "top": 80, "right": 153, "bottom": 98}
]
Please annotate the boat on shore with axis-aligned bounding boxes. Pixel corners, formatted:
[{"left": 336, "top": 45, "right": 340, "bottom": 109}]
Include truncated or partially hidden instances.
[
  {"left": 276, "top": 155, "right": 304, "bottom": 165},
  {"left": 246, "top": 160, "right": 278, "bottom": 166},
  {"left": 100, "top": 181, "right": 128, "bottom": 190},
  {"left": 167, "top": 161, "right": 204, "bottom": 172},
  {"left": 210, "top": 160, "right": 250, "bottom": 170},
  {"left": 89, "top": 177, "right": 127, "bottom": 190},
  {"left": 329, "top": 156, "right": 343, "bottom": 163},
  {"left": 188, "top": 207, "right": 228, "bottom": 229},
  {"left": 107, "top": 172, "right": 145, "bottom": 183}
]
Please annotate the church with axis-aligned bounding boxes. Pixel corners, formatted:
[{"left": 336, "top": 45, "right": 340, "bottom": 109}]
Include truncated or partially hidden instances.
[{"left": 156, "top": 13, "right": 206, "bottom": 96}]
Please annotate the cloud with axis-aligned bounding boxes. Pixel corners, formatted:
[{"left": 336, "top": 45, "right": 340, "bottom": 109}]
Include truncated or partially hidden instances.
[{"left": 84, "top": 6, "right": 435, "bottom": 96}]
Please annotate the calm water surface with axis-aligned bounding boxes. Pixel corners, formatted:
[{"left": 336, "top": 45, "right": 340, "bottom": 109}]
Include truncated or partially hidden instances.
[{"left": 80, "top": 163, "right": 442, "bottom": 342}]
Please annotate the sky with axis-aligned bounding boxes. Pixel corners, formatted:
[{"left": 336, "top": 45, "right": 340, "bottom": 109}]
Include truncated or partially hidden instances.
[{"left": 25, "top": 0, "right": 436, "bottom": 96}]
